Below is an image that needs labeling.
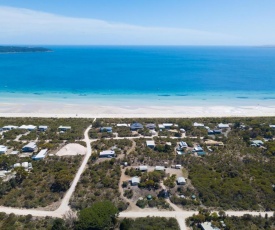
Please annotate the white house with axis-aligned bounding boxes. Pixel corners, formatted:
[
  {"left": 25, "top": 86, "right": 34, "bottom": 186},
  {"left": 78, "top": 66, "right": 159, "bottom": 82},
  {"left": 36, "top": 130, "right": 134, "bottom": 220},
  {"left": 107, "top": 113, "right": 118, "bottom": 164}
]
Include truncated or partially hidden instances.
[
  {"left": 32, "top": 149, "right": 48, "bottom": 160},
  {"left": 158, "top": 124, "right": 165, "bottom": 129},
  {"left": 251, "top": 140, "right": 264, "bottom": 147},
  {"left": 117, "top": 123, "right": 130, "bottom": 127},
  {"left": 58, "top": 126, "right": 71, "bottom": 131},
  {"left": 138, "top": 165, "right": 148, "bottom": 171},
  {"left": 177, "top": 177, "right": 186, "bottom": 185},
  {"left": 146, "top": 140, "right": 155, "bottom": 148},
  {"left": 155, "top": 166, "right": 165, "bottom": 171},
  {"left": 180, "top": 128, "right": 186, "bottom": 133},
  {"left": 13, "top": 163, "right": 21, "bottom": 168},
  {"left": 269, "top": 125, "right": 275, "bottom": 128},
  {"left": 2, "top": 125, "right": 18, "bottom": 131},
  {"left": 22, "top": 142, "right": 37, "bottom": 152},
  {"left": 175, "top": 164, "right": 181, "bottom": 169},
  {"left": 19, "top": 125, "right": 37, "bottom": 131},
  {"left": 21, "top": 162, "right": 29, "bottom": 168},
  {"left": 131, "top": 176, "right": 140, "bottom": 186},
  {"left": 163, "top": 123, "right": 173, "bottom": 129},
  {"left": 194, "top": 122, "right": 204, "bottom": 127},
  {"left": 0, "top": 145, "right": 7, "bottom": 154},
  {"left": 200, "top": 222, "right": 220, "bottom": 230},
  {"left": 218, "top": 123, "right": 230, "bottom": 129},
  {"left": 99, "top": 150, "right": 116, "bottom": 158}
]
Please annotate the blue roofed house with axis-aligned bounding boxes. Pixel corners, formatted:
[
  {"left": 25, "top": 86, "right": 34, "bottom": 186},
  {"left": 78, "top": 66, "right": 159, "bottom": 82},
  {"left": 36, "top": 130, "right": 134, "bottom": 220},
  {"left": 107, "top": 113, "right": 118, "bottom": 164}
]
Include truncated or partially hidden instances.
[
  {"left": 100, "top": 127, "right": 112, "bottom": 133},
  {"left": 130, "top": 122, "right": 143, "bottom": 131},
  {"left": 193, "top": 145, "right": 206, "bottom": 156}
]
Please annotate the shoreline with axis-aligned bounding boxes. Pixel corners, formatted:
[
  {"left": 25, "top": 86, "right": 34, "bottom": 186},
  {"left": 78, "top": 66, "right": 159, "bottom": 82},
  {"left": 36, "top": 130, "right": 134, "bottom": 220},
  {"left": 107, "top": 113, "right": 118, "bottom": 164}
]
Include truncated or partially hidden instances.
[{"left": 0, "top": 103, "right": 275, "bottom": 118}]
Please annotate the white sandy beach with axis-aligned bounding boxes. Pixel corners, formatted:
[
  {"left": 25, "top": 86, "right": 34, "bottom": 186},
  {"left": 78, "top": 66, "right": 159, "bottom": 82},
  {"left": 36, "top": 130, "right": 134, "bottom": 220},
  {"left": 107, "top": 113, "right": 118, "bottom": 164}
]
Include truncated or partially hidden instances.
[{"left": 0, "top": 101, "right": 275, "bottom": 118}]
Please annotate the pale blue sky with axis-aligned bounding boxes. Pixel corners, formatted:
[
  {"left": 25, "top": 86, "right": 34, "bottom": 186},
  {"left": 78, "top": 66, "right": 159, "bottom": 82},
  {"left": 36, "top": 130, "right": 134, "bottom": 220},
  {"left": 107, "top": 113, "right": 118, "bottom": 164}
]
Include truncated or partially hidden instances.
[{"left": 0, "top": 0, "right": 275, "bottom": 45}]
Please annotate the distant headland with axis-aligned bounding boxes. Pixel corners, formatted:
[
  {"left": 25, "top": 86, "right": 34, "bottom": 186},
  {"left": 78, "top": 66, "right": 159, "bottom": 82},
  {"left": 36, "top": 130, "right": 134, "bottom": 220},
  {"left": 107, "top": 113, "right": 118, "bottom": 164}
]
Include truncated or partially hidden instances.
[{"left": 0, "top": 46, "right": 52, "bottom": 53}]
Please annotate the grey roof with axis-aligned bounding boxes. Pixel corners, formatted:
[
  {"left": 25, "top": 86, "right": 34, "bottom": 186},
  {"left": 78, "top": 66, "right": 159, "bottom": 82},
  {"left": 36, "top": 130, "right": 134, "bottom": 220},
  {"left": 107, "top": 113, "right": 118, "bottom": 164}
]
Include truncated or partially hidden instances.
[
  {"left": 177, "top": 177, "right": 186, "bottom": 183},
  {"left": 33, "top": 149, "right": 48, "bottom": 159},
  {"left": 146, "top": 123, "right": 156, "bottom": 129},
  {"left": 131, "top": 176, "right": 140, "bottom": 184},
  {"left": 23, "top": 142, "right": 37, "bottom": 149}
]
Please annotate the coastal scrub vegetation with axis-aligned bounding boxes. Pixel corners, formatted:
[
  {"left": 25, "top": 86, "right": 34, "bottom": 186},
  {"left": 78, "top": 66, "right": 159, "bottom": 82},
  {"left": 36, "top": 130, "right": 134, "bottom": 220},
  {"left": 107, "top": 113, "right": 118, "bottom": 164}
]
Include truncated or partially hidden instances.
[
  {"left": 0, "top": 156, "right": 81, "bottom": 208},
  {"left": 120, "top": 217, "right": 180, "bottom": 230},
  {"left": 70, "top": 159, "right": 128, "bottom": 211},
  {"left": 187, "top": 209, "right": 275, "bottom": 230},
  {"left": 180, "top": 133, "right": 275, "bottom": 210},
  {"left": 0, "top": 213, "right": 57, "bottom": 230}
]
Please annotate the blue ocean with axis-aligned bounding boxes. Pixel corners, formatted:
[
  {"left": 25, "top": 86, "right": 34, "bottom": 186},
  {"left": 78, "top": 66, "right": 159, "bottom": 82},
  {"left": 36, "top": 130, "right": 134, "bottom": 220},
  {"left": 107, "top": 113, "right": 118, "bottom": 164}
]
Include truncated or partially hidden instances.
[{"left": 1, "top": 46, "right": 275, "bottom": 106}]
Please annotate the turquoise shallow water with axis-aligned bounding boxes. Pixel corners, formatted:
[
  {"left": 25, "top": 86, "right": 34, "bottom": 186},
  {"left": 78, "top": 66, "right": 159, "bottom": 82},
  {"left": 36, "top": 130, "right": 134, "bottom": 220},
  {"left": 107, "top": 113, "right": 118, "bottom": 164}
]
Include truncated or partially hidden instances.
[{"left": 1, "top": 46, "right": 275, "bottom": 106}]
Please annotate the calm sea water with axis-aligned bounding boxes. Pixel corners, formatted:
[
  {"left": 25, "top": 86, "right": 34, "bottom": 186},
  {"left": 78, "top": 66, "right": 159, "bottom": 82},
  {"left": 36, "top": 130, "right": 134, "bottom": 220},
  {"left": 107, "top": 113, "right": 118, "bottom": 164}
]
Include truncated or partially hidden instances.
[{"left": 1, "top": 46, "right": 275, "bottom": 106}]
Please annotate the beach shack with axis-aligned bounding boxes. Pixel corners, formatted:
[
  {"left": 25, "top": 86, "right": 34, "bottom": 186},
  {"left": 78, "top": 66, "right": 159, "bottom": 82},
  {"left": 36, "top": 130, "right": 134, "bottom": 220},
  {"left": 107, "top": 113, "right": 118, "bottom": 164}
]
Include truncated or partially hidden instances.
[
  {"left": 177, "top": 177, "right": 186, "bottom": 185},
  {"left": 58, "top": 126, "right": 71, "bottom": 131},
  {"left": 100, "top": 127, "right": 112, "bottom": 133},
  {"left": 138, "top": 165, "right": 148, "bottom": 171},
  {"left": 193, "top": 145, "right": 206, "bottom": 156},
  {"left": 13, "top": 163, "right": 21, "bottom": 168},
  {"left": 163, "top": 123, "right": 173, "bottom": 129},
  {"left": 99, "top": 150, "right": 115, "bottom": 158},
  {"left": 180, "top": 128, "right": 186, "bottom": 133},
  {"left": 218, "top": 123, "right": 230, "bottom": 129},
  {"left": 131, "top": 176, "right": 140, "bottom": 186},
  {"left": 146, "top": 124, "right": 156, "bottom": 130},
  {"left": 200, "top": 222, "right": 219, "bottom": 230},
  {"left": 193, "top": 122, "right": 204, "bottom": 127},
  {"left": 251, "top": 140, "right": 264, "bottom": 147},
  {"left": 21, "top": 162, "right": 29, "bottom": 169},
  {"left": 155, "top": 166, "right": 165, "bottom": 171},
  {"left": 146, "top": 140, "right": 155, "bottom": 148},
  {"left": 0, "top": 145, "right": 7, "bottom": 154},
  {"left": 179, "top": 141, "right": 188, "bottom": 149},
  {"left": 2, "top": 125, "right": 18, "bottom": 131},
  {"left": 207, "top": 130, "right": 215, "bottom": 135},
  {"left": 32, "top": 149, "right": 48, "bottom": 160},
  {"left": 117, "top": 123, "right": 129, "bottom": 127},
  {"left": 38, "top": 126, "right": 48, "bottom": 132},
  {"left": 175, "top": 164, "right": 181, "bottom": 169},
  {"left": 130, "top": 122, "right": 143, "bottom": 131},
  {"left": 158, "top": 124, "right": 165, "bottom": 130},
  {"left": 19, "top": 125, "right": 37, "bottom": 131},
  {"left": 22, "top": 142, "right": 37, "bottom": 152}
]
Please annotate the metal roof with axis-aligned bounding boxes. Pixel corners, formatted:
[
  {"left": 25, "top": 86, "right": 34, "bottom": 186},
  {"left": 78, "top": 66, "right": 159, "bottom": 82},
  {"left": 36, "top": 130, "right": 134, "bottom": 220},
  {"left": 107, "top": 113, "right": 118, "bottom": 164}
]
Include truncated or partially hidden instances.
[
  {"left": 33, "top": 149, "right": 48, "bottom": 159},
  {"left": 146, "top": 140, "right": 155, "bottom": 146},
  {"left": 131, "top": 176, "right": 140, "bottom": 184},
  {"left": 23, "top": 142, "right": 37, "bottom": 149},
  {"left": 177, "top": 177, "right": 186, "bottom": 183},
  {"left": 100, "top": 150, "right": 115, "bottom": 155}
]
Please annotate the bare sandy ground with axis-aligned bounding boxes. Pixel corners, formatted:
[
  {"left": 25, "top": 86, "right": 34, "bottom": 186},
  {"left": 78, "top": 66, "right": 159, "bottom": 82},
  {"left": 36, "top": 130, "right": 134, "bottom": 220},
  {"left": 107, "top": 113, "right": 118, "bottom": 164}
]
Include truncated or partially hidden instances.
[
  {"left": 56, "top": 143, "right": 86, "bottom": 156},
  {"left": 0, "top": 102, "right": 275, "bottom": 118}
]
